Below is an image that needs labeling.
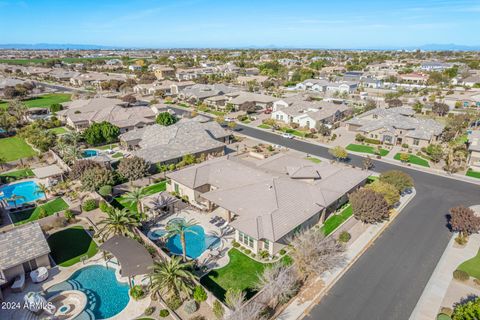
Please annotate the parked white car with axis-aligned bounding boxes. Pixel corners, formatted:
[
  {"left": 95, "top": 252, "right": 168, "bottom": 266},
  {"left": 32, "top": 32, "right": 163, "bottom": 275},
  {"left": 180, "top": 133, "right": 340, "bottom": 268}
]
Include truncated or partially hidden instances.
[
  {"left": 224, "top": 117, "right": 236, "bottom": 122},
  {"left": 281, "top": 133, "right": 294, "bottom": 139}
]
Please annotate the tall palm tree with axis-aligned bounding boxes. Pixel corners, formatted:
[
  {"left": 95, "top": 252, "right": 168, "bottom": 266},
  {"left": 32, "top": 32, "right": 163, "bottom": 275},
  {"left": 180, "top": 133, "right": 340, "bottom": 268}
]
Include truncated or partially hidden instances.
[
  {"left": 148, "top": 256, "right": 197, "bottom": 300},
  {"left": 98, "top": 208, "right": 140, "bottom": 240},
  {"left": 55, "top": 138, "right": 69, "bottom": 158},
  {"left": 123, "top": 187, "right": 144, "bottom": 217},
  {"left": 165, "top": 218, "right": 199, "bottom": 262},
  {"left": 7, "top": 194, "right": 25, "bottom": 208},
  {"left": 35, "top": 183, "right": 49, "bottom": 201}
]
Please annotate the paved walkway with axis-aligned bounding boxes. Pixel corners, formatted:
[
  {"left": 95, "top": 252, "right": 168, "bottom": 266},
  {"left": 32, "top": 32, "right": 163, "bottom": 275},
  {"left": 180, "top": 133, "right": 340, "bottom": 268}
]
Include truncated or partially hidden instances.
[
  {"left": 277, "top": 189, "right": 416, "bottom": 320},
  {"left": 409, "top": 233, "right": 480, "bottom": 320}
]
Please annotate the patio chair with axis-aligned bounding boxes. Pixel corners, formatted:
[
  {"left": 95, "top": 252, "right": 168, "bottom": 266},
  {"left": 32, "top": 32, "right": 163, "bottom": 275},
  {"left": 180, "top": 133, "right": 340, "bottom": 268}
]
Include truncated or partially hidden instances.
[
  {"left": 11, "top": 273, "right": 25, "bottom": 293},
  {"left": 215, "top": 218, "right": 225, "bottom": 226},
  {"left": 30, "top": 267, "right": 48, "bottom": 283},
  {"left": 209, "top": 216, "right": 219, "bottom": 223}
]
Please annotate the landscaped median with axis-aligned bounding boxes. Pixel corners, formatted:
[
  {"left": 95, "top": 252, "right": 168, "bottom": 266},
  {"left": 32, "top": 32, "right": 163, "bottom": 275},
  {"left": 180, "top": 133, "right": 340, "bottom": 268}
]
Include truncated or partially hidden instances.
[
  {"left": 346, "top": 144, "right": 389, "bottom": 157},
  {"left": 394, "top": 153, "right": 430, "bottom": 167}
]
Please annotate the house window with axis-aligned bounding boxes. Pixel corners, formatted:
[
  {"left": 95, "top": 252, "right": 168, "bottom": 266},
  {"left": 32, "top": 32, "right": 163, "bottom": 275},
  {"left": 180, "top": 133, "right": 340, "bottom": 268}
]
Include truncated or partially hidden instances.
[
  {"left": 413, "top": 138, "right": 420, "bottom": 146},
  {"left": 174, "top": 183, "right": 179, "bottom": 193},
  {"left": 239, "top": 232, "right": 254, "bottom": 248},
  {"left": 306, "top": 121, "right": 310, "bottom": 128},
  {"left": 263, "top": 240, "right": 270, "bottom": 251}
]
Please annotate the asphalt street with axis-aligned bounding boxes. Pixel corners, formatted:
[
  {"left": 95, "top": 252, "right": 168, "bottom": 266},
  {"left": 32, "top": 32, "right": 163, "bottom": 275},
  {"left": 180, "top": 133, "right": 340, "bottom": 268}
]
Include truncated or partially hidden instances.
[{"left": 169, "top": 106, "right": 480, "bottom": 319}]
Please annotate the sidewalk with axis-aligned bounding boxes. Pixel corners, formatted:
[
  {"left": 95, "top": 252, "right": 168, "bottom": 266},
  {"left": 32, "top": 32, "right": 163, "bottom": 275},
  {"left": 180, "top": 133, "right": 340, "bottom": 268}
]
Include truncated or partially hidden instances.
[
  {"left": 409, "top": 233, "right": 480, "bottom": 320},
  {"left": 277, "top": 188, "right": 416, "bottom": 320}
]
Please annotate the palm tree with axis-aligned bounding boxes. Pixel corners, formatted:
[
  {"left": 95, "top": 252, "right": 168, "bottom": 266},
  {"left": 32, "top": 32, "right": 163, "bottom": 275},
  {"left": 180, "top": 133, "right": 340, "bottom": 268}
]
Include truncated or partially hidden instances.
[
  {"left": 7, "top": 194, "right": 25, "bottom": 208},
  {"left": 98, "top": 208, "right": 140, "bottom": 240},
  {"left": 148, "top": 256, "right": 197, "bottom": 300},
  {"left": 35, "top": 183, "right": 49, "bottom": 201},
  {"left": 55, "top": 138, "right": 69, "bottom": 158},
  {"left": 165, "top": 218, "right": 199, "bottom": 262},
  {"left": 123, "top": 187, "right": 145, "bottom": 218},
  {"left": 0, "top": 156, "right": 6, "bottom": 171}
]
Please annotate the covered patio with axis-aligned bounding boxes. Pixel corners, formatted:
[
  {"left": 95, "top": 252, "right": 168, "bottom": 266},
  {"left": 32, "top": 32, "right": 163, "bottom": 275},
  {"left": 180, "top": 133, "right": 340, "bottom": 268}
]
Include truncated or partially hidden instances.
[{"left": 99, "top": 235, "right": 154, "bottom": 288}]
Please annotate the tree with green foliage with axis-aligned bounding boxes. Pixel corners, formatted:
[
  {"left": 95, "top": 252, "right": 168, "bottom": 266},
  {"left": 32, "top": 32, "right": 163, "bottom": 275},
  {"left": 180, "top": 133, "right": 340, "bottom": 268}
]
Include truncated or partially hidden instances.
[
  {"left": 432, "top": 102, "right": 449, "bottom": 116},
  {"left": 349, "top": 188, "right": 390, "bottom": 223},
  {"left": 148, "top": 256, "right": 197, "bottom": 301},
  {"left": 193, "top": 285, "right": 207, "bottom": 303},
  {"left": 117, "top": 156, "right": 150, "bottom": 183},
  {"left": 365, "top": 180, "right": 400, "bottom": 207},
  {"left": 80, "top": 166, "right": 115, "bottom": 191},
  {"left": 83, "top": 121, "right": 120, "bottom": 146},
  {"left": 98, "top": 208, "right": 140, "bottom": 239},
  {"left": 49, "top": 103, "right": 63, "bottom": 113},
  {"left": 399, "top": 153, "right": 410, "bottom": 163},
  {"left": 412, "top": 101, "right": 423, "bottom": 113},
  {"left": 156, "top": 112, "right": 178, "bottom": 126},
  {"left": 35, "top": 183, "right": 49, "bottom": 202},
  {"left": 328, "top": 146, "right": 348, "bottom": 161},
  {"left": 452, "top": 296, "right": 480, "bottom": 320},
  {"left": 165, "top": 218, "right": 199, "bottom": 262},
  {"left": 123, "top": 187, "right": 145, "bottom": 216},
  {"left": 379, "top": 170, "right": 414, "bottom": 193},
  {"left": 425, "top": 144, "right": 444, "bottom": 163}
]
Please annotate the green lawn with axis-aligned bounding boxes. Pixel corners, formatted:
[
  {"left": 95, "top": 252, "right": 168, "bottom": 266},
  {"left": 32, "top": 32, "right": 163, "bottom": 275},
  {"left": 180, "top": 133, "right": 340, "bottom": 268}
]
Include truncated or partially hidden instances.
[
  {"left": 394, "top": 153, "right": 430, "bottom": 167},
  {"left": 10, "top": 198, "right": 69, "bottom": 225},
  {"left": 305, "top": 156, "right": 322, "bottom": 163},
  {"left": 48, "top": 127, "right": 69, "bottom": 135},
  {"left": 346, "top": 144, "right": 389, "bottom": 156},
  {"left": 200, "top": 248, "right": 267, "bottom": 301},
  {"left": 47, "top": 226, "right": 98, "bottom": 267},
  {"left": 0, "top": 136, "right": 37, "bottom": 161},
  {"left": 258, "top": 124, "right": 271, "bottom": 129},
  {"left": 457, "top": 249, "right": 480, "bottom": 280},
  {"left": 320, "top": 204, "right": 353, "bottom": 236},
  {"left": 96, "top": 143, "right": 119, "bottom": 150},
  {"left": 112, "top": 152, "right": 123, "bottom": 158},
  {"left": 0, "top": 93, "right": 71, "bottom": 110},
  {"left": 0, "top": 168, "right": 34, "bottom": 182},
  {"left": 280, "top": 127, "right": 307, "bottom": 137},
  {"left": 113, "top": 181, "right": 167, "bottom": 213},
  {"left": 466, "top": 169, "right": 480, "bottom": 179}
]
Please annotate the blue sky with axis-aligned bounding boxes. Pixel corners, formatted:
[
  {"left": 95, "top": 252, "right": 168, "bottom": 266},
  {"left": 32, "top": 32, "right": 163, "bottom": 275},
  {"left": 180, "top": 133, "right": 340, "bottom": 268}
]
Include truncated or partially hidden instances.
[{"left": 0, "top": 0, "right": 479, "bottom": 48}]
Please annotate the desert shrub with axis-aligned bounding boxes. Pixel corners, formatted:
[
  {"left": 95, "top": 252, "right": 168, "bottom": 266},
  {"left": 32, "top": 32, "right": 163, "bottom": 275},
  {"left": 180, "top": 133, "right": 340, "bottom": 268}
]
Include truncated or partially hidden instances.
[
  {"left": 453, "top": 269, "right": 469, "bottom": 281},
  {"left": 98, "top": 185, "right": 112, "bottom": 197},
  {"left": 455, "top": 235, "right": 468, "bottom": 245},
  {"left": 82, "top": 199, "right": 97, "bottom": 212},
  {"left": 232, "top": 241, "right": 240, "bottom": 248},
  {"left": 244, "top": 249, "right": 251, "bottom": 255},
  {"left": 38, "top": 207, "right": 47, "bottom": 219},
  {"left": 259, "top": 250, "right": 270, "bottom": 259},
  {"left": 165, "top": 296, "right": 182, "bottom": 310},
  {"left": 440, "top": 307, "right": 453, "bottom": 316},
  {"left": 99, "top": 200, "right": 111, "bottom": 213},
  {"left": 212, "top": 300, "right": 224, "bottom": 319},
  {"left": 144, "top": 306, "right": 155, "bottom": 316},
  {"left": 338, "top": 231, "right": 351, "bottom": 243},
  {"left": 193, "top": 285, "right": 207, "bottom": 303},
  {"left": 129, "top": 285, "right": 145, "bottom": 300},
  {"left": 279, "top": 249, "right": 287, "bottom": 255},
  {"left": 64, "top": 209, "right": 74, "bottom": 221},
  {"left": 159, "top": 309, "right": 170, "bottom": 317},
  {"left": 183, "top": 300, "right": 198, "bottom": 314}
]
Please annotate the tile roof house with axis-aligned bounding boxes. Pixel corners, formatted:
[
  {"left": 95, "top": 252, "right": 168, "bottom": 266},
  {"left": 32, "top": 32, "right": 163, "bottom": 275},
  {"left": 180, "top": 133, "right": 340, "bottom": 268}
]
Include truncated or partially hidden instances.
[
  {"left": 0, "top": 223, "right": 51, "bottom": 299},
  {"left": 178, "top": 84, "right": 239, "bottom": 103},
  {"left": 58, "top": 97, "right": 156, "bottom": 132},
  {"left": 345, "top": 107, "right": 444, "bottom": 148},
  {"left": 119, "top": 117, "right": 231, "bottom": 165},
  {"left": 467, "top": 130, "right": 480, "bottom": 170},
  {"left": 272, "top": 94, "right": 350, "bottom": 130},
  {"left": 167, "top": 153, "right": 370, "bottom": 255}
]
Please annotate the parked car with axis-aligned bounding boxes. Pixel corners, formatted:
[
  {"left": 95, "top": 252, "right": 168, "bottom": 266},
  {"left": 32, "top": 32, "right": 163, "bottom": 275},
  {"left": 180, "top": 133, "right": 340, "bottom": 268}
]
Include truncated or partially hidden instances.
[
  {"left": 224, "top": 117, "right": 236, "bottom": 122},
  {"left": 281, "top": 132, "right": 294, "bottom": 139}
]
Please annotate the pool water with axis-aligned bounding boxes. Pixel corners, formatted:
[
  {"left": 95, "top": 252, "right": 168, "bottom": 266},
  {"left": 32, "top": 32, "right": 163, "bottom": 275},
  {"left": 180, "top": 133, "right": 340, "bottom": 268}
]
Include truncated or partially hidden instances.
[
  {"left": 0, "top": 181, "right": 43, "bottom": 206},
  {"left": 46, "top": 265, "right": 130, "bottom": 319},
  {"left": 82, "top": 149, "right": 99, "bottom": 158},
  {"left": 159, "top": 221, "right": 220, "bottom": 259}
]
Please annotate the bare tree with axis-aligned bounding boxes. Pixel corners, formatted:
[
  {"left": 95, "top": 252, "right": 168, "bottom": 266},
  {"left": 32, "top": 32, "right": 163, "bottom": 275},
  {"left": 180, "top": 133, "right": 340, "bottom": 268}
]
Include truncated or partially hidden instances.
[
  {"left": 450, "top": 206, "right": 480, "bottom": 240},
  {"left": 225, "top": 289, "right": 246, "bottom": 311},
  {"left": 227, "top": 301, "right": 265, "bottom": 320},
  {"left": 255, "top": 263, "right": 299, "bottom": 309},
  {"left": 289, "top": 230, "right": 345, "bottom": 281},
  {"left": 349, "top": 188, "right": 390, "bottom": 223}
]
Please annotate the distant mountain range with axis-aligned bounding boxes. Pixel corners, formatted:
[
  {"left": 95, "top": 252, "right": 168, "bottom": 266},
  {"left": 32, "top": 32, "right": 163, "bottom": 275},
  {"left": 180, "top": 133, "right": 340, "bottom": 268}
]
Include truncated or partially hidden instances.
[{"left": 0, "top": 43, "right": 479, "bottom": 51}]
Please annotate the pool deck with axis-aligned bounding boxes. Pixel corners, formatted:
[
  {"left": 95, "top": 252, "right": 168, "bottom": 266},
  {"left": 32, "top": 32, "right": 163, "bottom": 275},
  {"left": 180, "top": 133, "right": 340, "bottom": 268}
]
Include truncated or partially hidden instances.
[
  {"left": 0, "top": 252, "right": 150, "bottom": 320},
  {"left": 151, "top": 208, "right": 235, "bottom": 271}
]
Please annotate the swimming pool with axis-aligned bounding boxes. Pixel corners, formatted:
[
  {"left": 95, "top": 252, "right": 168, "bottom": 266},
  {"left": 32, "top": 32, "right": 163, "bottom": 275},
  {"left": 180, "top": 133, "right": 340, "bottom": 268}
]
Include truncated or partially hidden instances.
[
  {"left": 0, "top": 181, "right": 43, "bottom": 206},
  {"left": 150, "top": 219, "right": 221, "bottom": 259},
  {"left": 46, "top": 265, "right": 130, "bottom": 319},
  {"left": 82, "top": 149, "right": 99, "bottom": 158}
]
